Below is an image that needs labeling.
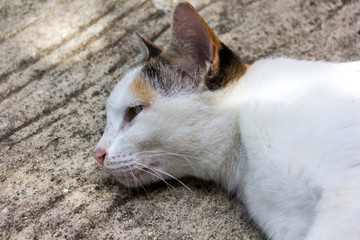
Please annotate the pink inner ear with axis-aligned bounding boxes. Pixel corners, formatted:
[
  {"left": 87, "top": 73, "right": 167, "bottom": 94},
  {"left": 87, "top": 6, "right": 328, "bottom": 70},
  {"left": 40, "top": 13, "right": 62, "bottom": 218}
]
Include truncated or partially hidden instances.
[{"left": 171, "top": 3, "right": 212, "bottom": 69}]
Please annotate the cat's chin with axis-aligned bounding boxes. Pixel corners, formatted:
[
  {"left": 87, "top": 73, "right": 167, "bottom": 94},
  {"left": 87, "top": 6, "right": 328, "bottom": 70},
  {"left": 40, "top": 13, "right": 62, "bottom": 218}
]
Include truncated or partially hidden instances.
[
  {"left": 104, "top": 165, "right": 162, "bottom": 188},
  {"left": 115, "top": 176, "right": 146, "bottom": 188},
  {"left": 115, "top": 174, "right": 160, "bottom": 188}
]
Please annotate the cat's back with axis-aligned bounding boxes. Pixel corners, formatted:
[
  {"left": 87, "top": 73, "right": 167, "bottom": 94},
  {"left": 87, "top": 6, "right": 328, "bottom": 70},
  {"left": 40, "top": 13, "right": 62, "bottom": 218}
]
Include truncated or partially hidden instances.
[
  {"left": 236, "top": 57, "right": 360, "bottom": 177},
  {"left": 238, "top": 57, "right": 360, "bottom": 98}
]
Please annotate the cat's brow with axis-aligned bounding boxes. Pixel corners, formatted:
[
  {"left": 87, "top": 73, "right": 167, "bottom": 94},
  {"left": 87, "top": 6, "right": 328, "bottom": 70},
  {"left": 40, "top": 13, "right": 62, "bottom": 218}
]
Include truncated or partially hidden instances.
[{"left": 129, "top": 74, "right": 156, "bottom": 104}]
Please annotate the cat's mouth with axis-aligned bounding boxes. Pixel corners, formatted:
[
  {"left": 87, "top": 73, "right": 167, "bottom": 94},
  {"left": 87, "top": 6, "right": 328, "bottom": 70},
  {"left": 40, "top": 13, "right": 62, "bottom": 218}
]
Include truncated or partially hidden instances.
[{"left": 104, "top": 159, "right": 162, "bottom": 187}]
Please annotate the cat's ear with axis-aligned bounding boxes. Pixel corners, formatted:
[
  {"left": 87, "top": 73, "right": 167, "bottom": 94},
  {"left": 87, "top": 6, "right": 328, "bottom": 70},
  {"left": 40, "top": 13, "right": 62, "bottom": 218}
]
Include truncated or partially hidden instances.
[
  {"left": 135, "top": 32, "right": 163, "bottom": 60},
  {"left": 169, "top": 2, "right": 221, "bottom": 80}
]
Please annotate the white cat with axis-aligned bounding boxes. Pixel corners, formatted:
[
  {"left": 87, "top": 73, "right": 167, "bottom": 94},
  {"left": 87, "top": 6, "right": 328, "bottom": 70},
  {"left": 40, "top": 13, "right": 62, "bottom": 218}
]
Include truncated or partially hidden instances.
[{"left": 94, "top": 2, "right": 360, "bottom": 240}]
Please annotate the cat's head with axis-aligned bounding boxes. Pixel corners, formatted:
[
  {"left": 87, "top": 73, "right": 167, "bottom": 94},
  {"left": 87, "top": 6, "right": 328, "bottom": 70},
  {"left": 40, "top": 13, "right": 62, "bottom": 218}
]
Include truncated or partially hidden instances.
[{"left": 94, "top": 2, "right": 247, "bottom": 187}]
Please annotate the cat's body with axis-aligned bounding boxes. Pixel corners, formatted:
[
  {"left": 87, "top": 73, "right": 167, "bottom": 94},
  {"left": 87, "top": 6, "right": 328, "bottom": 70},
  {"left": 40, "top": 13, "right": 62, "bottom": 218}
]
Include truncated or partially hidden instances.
[
  {"left": 94, "top": 3, "right": 360, "bottom": 240},
  {"left": 235, "top": 58, "right": 360, "bottom": 239}
]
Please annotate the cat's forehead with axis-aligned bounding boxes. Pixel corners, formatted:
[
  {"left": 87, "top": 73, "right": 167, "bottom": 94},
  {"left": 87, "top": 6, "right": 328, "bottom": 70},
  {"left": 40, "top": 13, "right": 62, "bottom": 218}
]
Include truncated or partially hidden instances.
[
  {"left": 108, "top": 54, "right": 201, "bottom": 111},
  {"left": 141, "top": 56, "right": 201, "bottom": 95}
]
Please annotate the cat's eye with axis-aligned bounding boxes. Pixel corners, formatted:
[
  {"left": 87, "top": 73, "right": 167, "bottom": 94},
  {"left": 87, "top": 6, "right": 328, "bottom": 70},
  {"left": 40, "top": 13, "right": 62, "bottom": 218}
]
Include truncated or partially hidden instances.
[{"left": 127, "top": 105, "right": 145, "bottom": 122}]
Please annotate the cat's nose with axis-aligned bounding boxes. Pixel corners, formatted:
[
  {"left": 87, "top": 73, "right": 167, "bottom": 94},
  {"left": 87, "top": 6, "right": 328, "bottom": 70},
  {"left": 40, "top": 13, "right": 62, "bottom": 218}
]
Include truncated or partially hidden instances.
[{"left": 94, "top": 148, "right": 106, "bottom": 165}]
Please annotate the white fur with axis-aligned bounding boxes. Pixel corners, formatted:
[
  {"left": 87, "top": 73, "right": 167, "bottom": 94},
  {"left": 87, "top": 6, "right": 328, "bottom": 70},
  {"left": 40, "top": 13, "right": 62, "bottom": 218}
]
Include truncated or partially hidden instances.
[
  {"left": 95, "top": 58, "right": 360, "bottom": 239},
  {"left": 235, "top": 58, "right": 360, "bottom": 239}
]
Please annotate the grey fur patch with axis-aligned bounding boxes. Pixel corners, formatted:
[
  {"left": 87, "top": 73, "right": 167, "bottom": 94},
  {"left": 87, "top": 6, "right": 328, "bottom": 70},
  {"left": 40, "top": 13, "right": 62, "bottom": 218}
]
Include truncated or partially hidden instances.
[{"left": 141, "top": 55, "right": 204, "bottom": 96}]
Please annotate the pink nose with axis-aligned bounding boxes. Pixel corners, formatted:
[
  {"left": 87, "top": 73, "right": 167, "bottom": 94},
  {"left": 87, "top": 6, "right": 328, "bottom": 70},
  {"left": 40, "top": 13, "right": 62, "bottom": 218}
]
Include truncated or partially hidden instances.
[{"left": 94, "top": 148, "right": 106, "bottom": 165}]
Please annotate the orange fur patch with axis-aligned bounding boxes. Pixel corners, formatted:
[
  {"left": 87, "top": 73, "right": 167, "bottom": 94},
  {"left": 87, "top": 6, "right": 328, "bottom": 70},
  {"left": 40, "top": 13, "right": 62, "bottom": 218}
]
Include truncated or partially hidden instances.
[{"left": 130, "top": 75, "right": 156, "bottom": 105}]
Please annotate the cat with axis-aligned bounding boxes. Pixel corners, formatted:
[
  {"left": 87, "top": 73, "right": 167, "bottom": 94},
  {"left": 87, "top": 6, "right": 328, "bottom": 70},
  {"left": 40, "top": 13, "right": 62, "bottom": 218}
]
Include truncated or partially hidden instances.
[{"left": 94, "top": 2, "right": 360, "bottom": 240}]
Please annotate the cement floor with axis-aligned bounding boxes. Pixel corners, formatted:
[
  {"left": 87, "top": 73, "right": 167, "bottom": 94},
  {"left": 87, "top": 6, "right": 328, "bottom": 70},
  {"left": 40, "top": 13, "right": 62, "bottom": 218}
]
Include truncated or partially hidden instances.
[{"left": 1, "top": 0, "right": 359, "bottom": 239}]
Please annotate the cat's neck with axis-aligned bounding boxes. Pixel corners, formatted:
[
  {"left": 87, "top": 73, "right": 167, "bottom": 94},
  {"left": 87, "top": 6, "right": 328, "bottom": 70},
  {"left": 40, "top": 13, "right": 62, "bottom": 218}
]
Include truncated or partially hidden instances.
[{"left": 186, "top": 87, "right": 247, "bottom": 195}]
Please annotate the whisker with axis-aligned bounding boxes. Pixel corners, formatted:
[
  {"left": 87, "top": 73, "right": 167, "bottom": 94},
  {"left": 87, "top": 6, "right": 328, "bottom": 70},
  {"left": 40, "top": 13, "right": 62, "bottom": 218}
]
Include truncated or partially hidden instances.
[
  {"left": 151, "top": 167, "right": 193, "bottom": 193},
  {"left": 111, "top": 150, "right": 202, "bottom": 193},
  {"left": 137, "top": 151, "right": 197, "bottom": 170},
  {"left": 127, "top": 165, "right": 147, "bottom": 194},
  {"left": 121, "top": 168, "right": 131, "bottom": 191},
  {"left": 135, "top": 163, "right": 175, "bottom": 191},
  {"left": 138, "top": 150, "right": 216, "bottom": 169}
]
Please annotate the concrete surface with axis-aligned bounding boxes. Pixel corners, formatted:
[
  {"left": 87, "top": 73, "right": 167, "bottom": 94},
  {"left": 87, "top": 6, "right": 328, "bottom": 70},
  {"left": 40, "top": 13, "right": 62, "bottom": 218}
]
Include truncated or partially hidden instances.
[{"left": 1, "top": 0, "right": 359, "bottom": 239}]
